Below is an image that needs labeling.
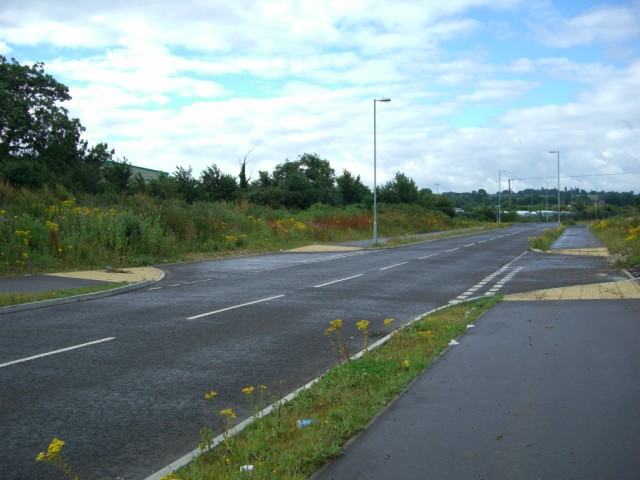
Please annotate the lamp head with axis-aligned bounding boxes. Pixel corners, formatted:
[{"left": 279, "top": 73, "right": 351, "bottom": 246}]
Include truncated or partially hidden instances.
[{"left": 376, "top": 98, "right": 391, "bottom": 102}]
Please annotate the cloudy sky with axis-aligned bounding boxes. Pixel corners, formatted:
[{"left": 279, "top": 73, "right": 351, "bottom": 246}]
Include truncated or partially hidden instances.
[{"left": 1, "top": 0, "right": 639, "bottom": 194}]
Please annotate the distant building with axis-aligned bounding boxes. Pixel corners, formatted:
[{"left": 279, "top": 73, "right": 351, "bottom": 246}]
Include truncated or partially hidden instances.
[
  {"left": 130, "top": 164, "right": 167, "bottom": 182},
  {"left": 105, "top": 161, "right": 167, "bottom": 183}
]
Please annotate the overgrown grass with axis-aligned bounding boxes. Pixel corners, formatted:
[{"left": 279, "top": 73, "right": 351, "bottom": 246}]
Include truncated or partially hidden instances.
[
  {"left": 590, "top": 217, "right": 640, "bottom": 272},
  {"left": 528, "top": 225, "right": 566, "bottom": 251},
  {"left": 0, "top": 283, "right": 127, "bottom": 307},
  {"left": 167, "top": 296, "right": 500, "bottom": 480},
  {"left": 1, "top": 181, "right": 488, "bottom": 277}
]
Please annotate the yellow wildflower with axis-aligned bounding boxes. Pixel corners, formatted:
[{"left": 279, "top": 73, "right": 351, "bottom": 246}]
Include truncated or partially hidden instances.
[
  {"left": 36, "top": 437, "right": 65, "bottom": 462},
  {"left": 384, "top": 318, "right": 394, "bottom": 328},
  {"left": 204, "top": 390, "right": 217, "bottom": 400},
  {"left": 45, "top": 221, "right": 59, "bottom": 231},
  {"left": 220, "top": 408, "right": 237, "bottom": 419},
  {"left": 356, "top": 320, "right": 369, "bottom": 331},
  {"left": 242, "top": 386, "right": 255, "bottom": 395}
]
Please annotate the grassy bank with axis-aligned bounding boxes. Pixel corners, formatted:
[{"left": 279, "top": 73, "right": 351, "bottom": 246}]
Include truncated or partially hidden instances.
[
  {"left": 590, "top": 217, "right": 640, "bottom": 272},
  {"left": 1, "top": 182, "right": 488, "bottom": 277}
]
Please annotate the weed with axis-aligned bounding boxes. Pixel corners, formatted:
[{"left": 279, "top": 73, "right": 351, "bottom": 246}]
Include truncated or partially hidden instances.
[
  {"left": 35, "top": 438, "right": 78, "bottom": 480},
  {"left": 528, "top": 225, "right": 565, "bottom": 251}
]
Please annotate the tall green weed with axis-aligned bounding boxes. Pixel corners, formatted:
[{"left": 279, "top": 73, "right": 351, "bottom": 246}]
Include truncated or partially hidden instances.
[{"left": 1, "top": 181, "right": 485, "bottom": 276}]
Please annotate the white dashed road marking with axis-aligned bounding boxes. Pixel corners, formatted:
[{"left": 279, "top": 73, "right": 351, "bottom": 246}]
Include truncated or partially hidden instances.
[
  {"left": 187, "top": 295, "right": 285, "bottom": 320},
  {"left": 314, "top": 274, "right": 363, "bottom": 288},
  {"left": 0, "top": 337, "right": 115, "bottom": 368}
]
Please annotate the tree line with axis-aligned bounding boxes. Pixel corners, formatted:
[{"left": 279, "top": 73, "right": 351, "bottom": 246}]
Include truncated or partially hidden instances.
[
  {"left": 0, "top": 55, "right": 455, "bottom": 215},
  {"left": 1, "top": 55, "right": 636, "bottom": 220}
]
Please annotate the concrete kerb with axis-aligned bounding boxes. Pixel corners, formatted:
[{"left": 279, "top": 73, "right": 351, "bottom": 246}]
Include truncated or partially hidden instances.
[
  {"left": 144, "top": 298, "right": 484, "bottom": 480},
  {"left": 0, "top": 270, "right": 165, "bottom": 316}
]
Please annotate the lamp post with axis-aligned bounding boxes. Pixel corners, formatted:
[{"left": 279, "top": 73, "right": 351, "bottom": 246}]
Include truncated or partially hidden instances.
[
  {"left": 498, "top": 170, "right": 506, "bottom": 224},
  {"left": 545, "top": 183, "right": 549, "bottom": 222},
  {"left": 549, "top": 150, "right": 560, "bottom": 226},
  {"left": 373, "top": 97, "right": 390, "bottom": 244}
]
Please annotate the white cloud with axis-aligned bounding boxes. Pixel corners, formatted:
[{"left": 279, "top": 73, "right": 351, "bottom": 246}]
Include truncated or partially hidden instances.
[
  {"left": 535, "top": 4, "right": 640, "bottom": 48},
  {"left": 1, "top": 0, "right": 638, "bottom": 193}
]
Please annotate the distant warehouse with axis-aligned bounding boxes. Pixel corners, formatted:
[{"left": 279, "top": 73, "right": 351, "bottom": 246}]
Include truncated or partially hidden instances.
[
  {"left": 130, "top": 164, "right": 168, "bottom": 182},
  {"left": 105, "top": 161, "right": 168, "bottom": 183}
]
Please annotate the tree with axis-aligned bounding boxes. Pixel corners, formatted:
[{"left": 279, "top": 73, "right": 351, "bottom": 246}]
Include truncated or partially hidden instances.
[
  {"left": 174, "top": 165, "right": 200, "bottom": 203},
  {"left": 0, "top": 56, "right": 87, "bottom": 188},
  {"left": 201, "top": 164, "right": 238, "bottom": 202},
  {"left": 336, "top": 169, "right": 371, "bottom": 205},
  {"left": 73, "top": 142, "right": 114, "bottom": 193},
  {"left": 378, "top": 172, "right": 419, "bottom": 204},
  {"left": 147, "top": 174, "right": 178, "bottom": 199},
  {"left": 238, "top": 148, "right": 254, "bottom": 191},
  {"left": 102, "top": 156, "right": 132, "bottom": 193},
  {"left": 270, "top": 153, "right": 337, "bottom": 209}
]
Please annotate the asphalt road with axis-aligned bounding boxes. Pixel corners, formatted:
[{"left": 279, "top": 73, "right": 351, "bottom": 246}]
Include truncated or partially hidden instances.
[{"left": 0, "top": 224, "right": 626, "bottom": 479}]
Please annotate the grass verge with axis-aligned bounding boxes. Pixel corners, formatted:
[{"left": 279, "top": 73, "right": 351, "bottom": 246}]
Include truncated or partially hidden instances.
[
  {"left": 528, "top": 225, "right": 565, "bottom": 251},
  {"left": 0, "top": 282, "right": 126, "bottom": 308},
  {"left": 168, "top": 296, "right": 501, "bottom": 480}
]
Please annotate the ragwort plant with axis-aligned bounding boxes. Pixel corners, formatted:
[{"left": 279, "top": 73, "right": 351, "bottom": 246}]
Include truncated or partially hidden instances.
[
  {"left": 591, "top": 217, "right": 640, "bottom": 269},
  {"left": 35, "top": 437, "right": 79, "bottom": 480}
]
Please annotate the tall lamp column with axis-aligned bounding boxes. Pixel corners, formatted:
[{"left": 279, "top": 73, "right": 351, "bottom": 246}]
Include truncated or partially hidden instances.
[
  {"left": 498, "top": 170, "right": 506, "bottom": 224},
  {"left": 549, "top": 150, "right": 560, "bottom": 226},
  {"left": 373, "top": 97, "right": 390, "bottom": 244}
]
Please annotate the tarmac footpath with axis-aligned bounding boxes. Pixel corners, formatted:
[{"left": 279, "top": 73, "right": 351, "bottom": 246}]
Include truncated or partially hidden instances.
[{"left": 311, "top": 297, "right": 640, "bottom": 480}]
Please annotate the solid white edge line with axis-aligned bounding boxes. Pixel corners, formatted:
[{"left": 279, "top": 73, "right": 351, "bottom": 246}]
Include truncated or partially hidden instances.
[
  {"left": 314, "top": 274, "right": 363, "bottom": 288},
  {"left": 187, "top": 295, "right": 285, "bottom": 320},
  {"left": 379, "top": 262, "right": 408, "bottom": 271},
  {"left": 0, "top": 337, "right": 115, "bottom": 368}
]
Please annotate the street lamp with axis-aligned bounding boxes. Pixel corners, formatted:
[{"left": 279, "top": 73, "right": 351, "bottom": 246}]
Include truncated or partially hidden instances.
[
  {"left": 373, "top": 97, "right": 390, "bottom": 244},
  {"left": 498, "top": 170, "right": 506, "bottom": 224},
  {"left": 545, "top": 183, "right": 549, "bottom": 222},
  {"left": 548, "top": 150, "right": 560, "bottom": 226}
]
